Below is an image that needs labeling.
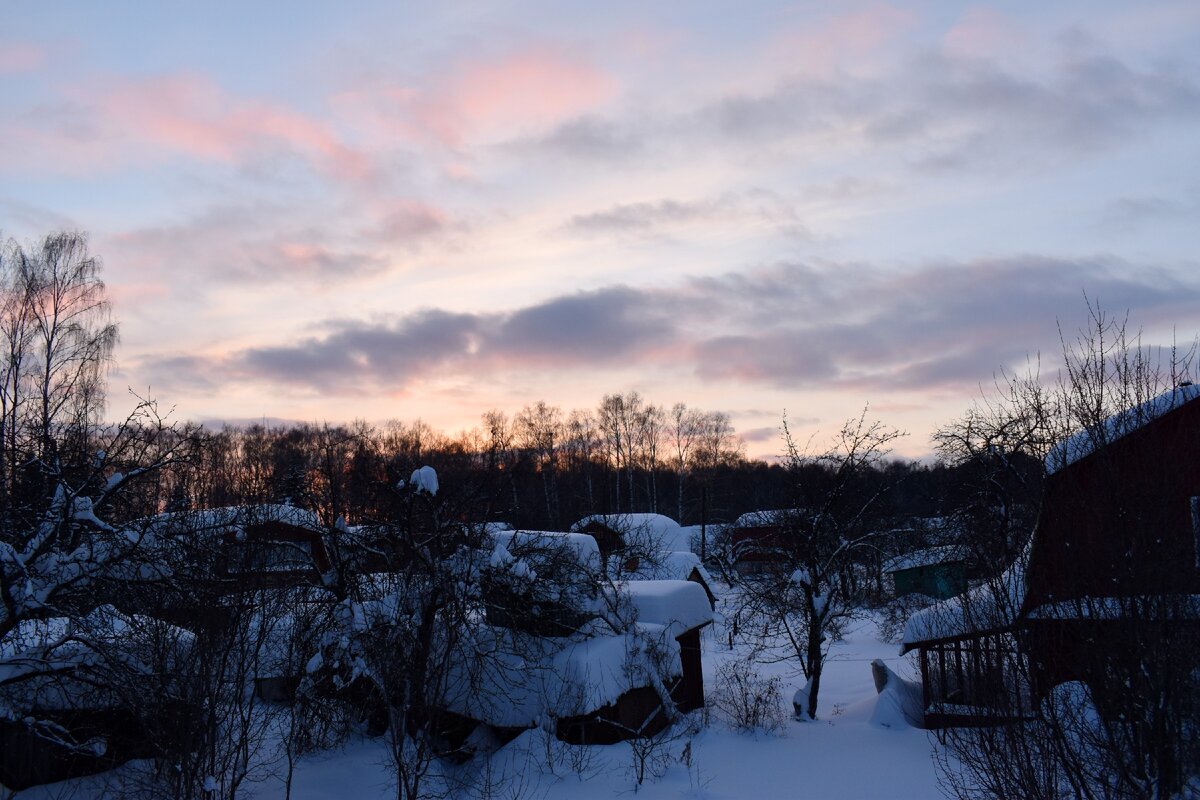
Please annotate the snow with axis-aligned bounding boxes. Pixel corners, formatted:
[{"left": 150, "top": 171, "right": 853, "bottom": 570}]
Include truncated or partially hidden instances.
[
  {"left": 409, "top": 465, "right": 439, "bottom": 495},
  {"left": 440, "top": 619, "right": 684, "bottom": 729},
  {"left": 489, "top": 530, "right": 602, "bottom": 572},
  {"left": 242, "top": 612, "right": 942, "bottom": 800},
  {"left": 141, "top": 504, "right": 325, "bottom": 539},
  {"left": 655, "top": 550, "right": 715, "bottom": 589},
  {"left": 571, "top": 513, "right": 692, "bottom": 552},
  {"left": 734, "top": 509, "right": 798, "bottom": 528},
  {"left": 883, "top": 545, "right": 967, "bottom": 574},
  {"left": 621, "top": 580, "right": 714, "bottom": 634},
  {"left": 1046, "top": 383, "right": 1200, "bottom": 474},
  {"left": 867, "top": 660, "right": 925, "bottom": 730},
  {"left": 902, "top": 557, "right": 1026, "bottom": 649},
  {"left": 1025, "top": 594, "right": 1200, "bottom": 620},
  {"left": 15, "top": 608, "right": 946, "bottom": 800}
]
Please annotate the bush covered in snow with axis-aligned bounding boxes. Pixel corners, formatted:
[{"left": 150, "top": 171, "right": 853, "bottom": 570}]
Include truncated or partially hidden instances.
[{"left": 709, "top": 657, "right": 786, "bottom": 734}]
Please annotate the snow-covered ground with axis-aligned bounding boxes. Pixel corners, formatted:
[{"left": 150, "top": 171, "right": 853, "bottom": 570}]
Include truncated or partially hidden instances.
[
  {"left": 254, "top": 610, "right": 943, "bottom": 800},
  {"left": 17, "top": 607, "right": 945, "bottom": 799}
]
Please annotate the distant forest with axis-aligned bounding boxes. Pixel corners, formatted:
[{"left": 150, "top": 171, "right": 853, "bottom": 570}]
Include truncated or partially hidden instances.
[{"left": 166, "top": 399, "right": 1044, "bottom": 544}]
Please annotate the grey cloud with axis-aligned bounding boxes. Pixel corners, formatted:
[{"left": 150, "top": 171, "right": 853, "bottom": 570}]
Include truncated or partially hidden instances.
[
  {"left": 520, "top": 45, "right": 1200, "bottom": 175},
  {"left": 489, "top": 287, "right": 676, "bottom": 363},
  {"left": 568, "top": 199, "right": 718, "bottom": 233},
  {"left": 685, "top": 256, "right": 1200, "bottom": 391},
  {"left": 739, "top": 426, "right": 783, "bottom": 444},
  {"left": 1097, "top": 195, "right": 1191, "bottom": 234},
  {"left": 115, "top": 206, "right": 390, "bottom": 285},
  {"left": 137, "top": 256, "right": 1200, "bottom": 400},
  {"left": 564, "top": 191, "right": 805, "bottom": 239},
  {"left": 114, "top": 198, "right": 453, "bottom": 288},
  {"left": 520, "top": 115, "right": 645, "bottom": 160},
  {"left": 236, "top": 310, "right": 481, "bottom": 387}
]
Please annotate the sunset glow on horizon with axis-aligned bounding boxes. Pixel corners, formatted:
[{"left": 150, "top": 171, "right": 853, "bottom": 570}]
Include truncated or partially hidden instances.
[{"left": 3, "top": 1, "right": 1199, "bottom": 458}]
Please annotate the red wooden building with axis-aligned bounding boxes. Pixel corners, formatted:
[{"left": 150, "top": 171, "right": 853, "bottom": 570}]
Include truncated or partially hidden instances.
[{"left": 903, "top": 384, "right": 1200, "bottom": 728}]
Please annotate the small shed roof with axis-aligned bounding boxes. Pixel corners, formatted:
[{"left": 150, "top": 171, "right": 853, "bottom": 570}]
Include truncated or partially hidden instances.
[
  {"left": 884, "top": 545, "right": 968, "bottom": 574},
  {"left": 489, "top": 530, "right": 602, "bottom": 572}
]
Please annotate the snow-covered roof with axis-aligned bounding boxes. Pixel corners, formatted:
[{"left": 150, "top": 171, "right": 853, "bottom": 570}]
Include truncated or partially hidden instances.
[
  {"left": 901, "top": 557, "right": 1026, "bottom": 651},
  {"left": 659, "top": 551, "right": 709, "bottom": 582},
  {"left": 489, "top": 530, "right": 601, "bottom": 572},
  {"left": 734, "top": 509, "right": 800, "bottom": 528},
  {"left": 0, "top": 607, "right": 195, "bottom": 711},
  {"left": 571, "top": 513, "right": 692, "bottom": 551},
  {"left": 141, "top": 504, "right": 325, "bottom": 537},
  {"left": 1046, "top": 384, "right": 1200, "bottom": 475},
  {"left": 883, "top": 546, "right": 967, "bottom": 574},
  {"left": 621, "top": 580, "right": 714, "bottom": 635},
  {"left": 441, "top": 621, "right": 685, "bottom": 729}
]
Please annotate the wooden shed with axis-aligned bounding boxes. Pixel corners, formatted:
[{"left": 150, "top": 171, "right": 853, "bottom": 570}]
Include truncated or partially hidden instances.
[{"left": 885, "top": 546, "right": 968, "bottom": 600}]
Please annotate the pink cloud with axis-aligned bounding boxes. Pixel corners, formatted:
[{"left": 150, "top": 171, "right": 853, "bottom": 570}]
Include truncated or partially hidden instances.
[
  {"left": 772, "top": 4, "right": 915, "bottom": 75},
  {"left": 943, "top": 7, "right": 1024, "bottom": 58},
  {"left": 3, "top": 72, "right": 373, "bottom": 181},
  {"left": 333, "top": 46, "right": 618, "bottom": 149},
  {"left": 441, "top": 48, "right": 618, "bottom": 142},
  {"left": 0, "top": 41, "right": 45, "bottom": 73},
  {"left": 99, "top": 74, "right": 374, "bottom": 181}
]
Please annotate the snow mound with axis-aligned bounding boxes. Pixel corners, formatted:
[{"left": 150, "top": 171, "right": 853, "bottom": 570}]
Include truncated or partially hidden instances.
[{"left": 868, "top": 660, "right": 924, "bottom": 729}]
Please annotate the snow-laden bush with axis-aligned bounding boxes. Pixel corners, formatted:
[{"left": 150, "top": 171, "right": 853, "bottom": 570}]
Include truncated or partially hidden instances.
[{"left": 709, "top": 657, "right": 786, "bottom": 734}]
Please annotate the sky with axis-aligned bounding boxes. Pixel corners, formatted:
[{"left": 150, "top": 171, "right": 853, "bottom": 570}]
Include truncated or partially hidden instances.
[{"left": 2, "top": 1, "right": 1199, "bottom": 459}]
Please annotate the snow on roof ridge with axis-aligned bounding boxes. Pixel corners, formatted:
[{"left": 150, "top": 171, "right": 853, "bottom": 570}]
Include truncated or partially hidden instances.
[
  {"left": 1046, "top": 383, "right": 1200, "bottom": 475},
  {"left": 571, "top": 512, "right": 681, "bottom": 531},
  {"left": 883, "top": 545, "right": 967, "bottom": 574},
  {"left": 489, "top": 529, "right": 602, "bottom": 570}
]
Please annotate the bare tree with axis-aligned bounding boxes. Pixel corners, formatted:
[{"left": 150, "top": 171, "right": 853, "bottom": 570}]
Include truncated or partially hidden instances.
[
  {"left": 669, "top": 403, "right": 703, "bottom": 523},
  {"left": 734, "top": 408, "right": 906, "bottom": 719},
  {"left": 515, "top": 401, "right": 563, "bottom": 527}
]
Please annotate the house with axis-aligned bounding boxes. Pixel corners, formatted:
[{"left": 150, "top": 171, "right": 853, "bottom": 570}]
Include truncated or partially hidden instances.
[
  {"left": 0, "top": 610, "right": 198, "bottom": 790},
  {"left": 438, "top": 529, "right": 714, "bottom": 752},
  {"left": 135, "top": 504, "right": 334, "bottom": 599},
  {"left": 571, "top": 513, "right": 688, "bottom": 560},
  {"left": 0, "top": 504, "right": 345, "bottom": 790},
  {"left": 902, "top": 384, "right": 1200, "bottom": 729},
  {"left": 729, "top": 509, "right": 801, "bottom": 574},
  {"left": 483, "top": 529, "right": 604, "bottom": 636},
  {"left": 884, "top": 546, "right": 968, "bottom": 600},
  {"left": 571, "top": 513, "right": 719, "bottom": 607}
]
